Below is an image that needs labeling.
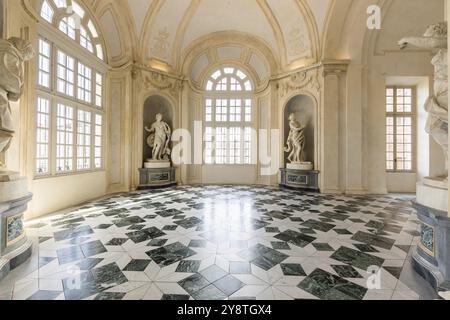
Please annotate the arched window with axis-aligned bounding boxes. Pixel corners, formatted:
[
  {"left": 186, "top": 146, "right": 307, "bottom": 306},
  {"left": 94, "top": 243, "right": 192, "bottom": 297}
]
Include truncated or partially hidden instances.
[
  {"left": 204, "top": 67, "right": 254, "bottom": 165},
  {"left": 35, "top": 0, "right": 105, "bottom": 176},
  {"left": 40, "top": 0, "right": 104, "bottom": 60}
]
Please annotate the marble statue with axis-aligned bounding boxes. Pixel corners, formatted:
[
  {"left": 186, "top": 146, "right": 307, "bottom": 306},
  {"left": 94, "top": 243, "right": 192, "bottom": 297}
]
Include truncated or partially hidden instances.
[
  {"left": 0, "top": 37, "right": 35, "bottom": 171},
  {"left": 285, "top": 113, "right": 306, "bottom": 163},
  {"left": 399, "top": 22, "right": 448, "bottom": 178},
  {"left": 145, "top": 113, "right": 172, "bottom": 161}
]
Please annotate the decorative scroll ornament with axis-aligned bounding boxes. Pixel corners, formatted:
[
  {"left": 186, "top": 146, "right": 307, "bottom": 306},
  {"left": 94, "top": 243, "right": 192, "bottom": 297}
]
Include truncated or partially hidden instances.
[{"left": 277, "top": 69, "right": 320, "bottom": 98}]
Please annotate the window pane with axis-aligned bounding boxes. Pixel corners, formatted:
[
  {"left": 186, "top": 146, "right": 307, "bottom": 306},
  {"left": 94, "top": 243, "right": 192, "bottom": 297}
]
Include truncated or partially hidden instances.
[
  {"left": 95, "top": 73, "right": 103, "bottom": 108},
  {"left": 94, "top": 114, "right": 103, "bottom": 168},
  {"left": 38, "top": 39, "right": 51, "bottom": 88},
  {"left": 76, "top": 110, "right": 92, "bottom": 170},
  {"left": 77, "top": 62, "right": 92, "bottom": 103},
  {"left": 56, "top": 103, "right": 74, "bottom": 172},
  {"left": 56, "top": 50, "right": 75, "bottom": 96},
  {"left": 36, "top": 97, "right": 51, "bottom": 174},
  {"left": 40, "top": 1, "right": 54, "bottom": 23}
]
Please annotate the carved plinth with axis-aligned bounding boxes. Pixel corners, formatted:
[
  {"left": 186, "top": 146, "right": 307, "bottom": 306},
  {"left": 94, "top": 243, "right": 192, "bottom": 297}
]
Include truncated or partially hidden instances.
[
  {"left": 0, "top": 187, "right": 33, "bottom": 281},
  {"left": 412, "top": 200, "right": 450, "bottom": 293},
  {"left": 280, "top": 168, "right": 320, "bottom": 192},
  {"left": 138, "top": 167, "right": 177, "bottom": 189}
]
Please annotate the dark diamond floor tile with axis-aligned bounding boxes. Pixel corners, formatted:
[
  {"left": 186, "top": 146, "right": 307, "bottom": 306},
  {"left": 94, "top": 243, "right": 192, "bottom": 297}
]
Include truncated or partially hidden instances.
[
  {"left": 163, "top": 225, "right": 178, "bottom": 231},
  {"left": 353, "top": 244, "right": 379, "bottom": 253},
  {"left": 175, "top": 217, "right": 204, "bottom": 229},
  {"left": 188, "top": 240, "right": 207, "bottom": 248},
  {"left": 320, "top": 212, "right": 349, "bottom": 221},
  {"left": 200, "top": 265, "right": 228, "bottom": 283},
  {"left": 80, "top": 240, "right": 107, "bottom": 258},
  {"left": 213, "top": 275, "right": 245, "bottom": 296},
  {"left": 176, "top": 260, "right": 201, "bottom": 273},
  {"left": 146, "top": 242, "right": 196, "bottom": 267},
  {"left": 271, "top": 242, "right": 290, "bottom": 250},
  {"left": 331, "top": 246, "right": 384, "bottom": 270},
  {"left": 298, "top": 268, "right": 367, "bottom": 300},
  {"left": 192, "top": 284, "right": 227, "bottom": 300},
  {"left": 57, "top": 246, "right": 85, "bottom": 265},
  {"left": 274, "top": 230, "right": 316, "bottom": 248},
  {"left": 127, "top": 227, "right": 166, "bottom": 244},
  {"left": 54, "top": 226, "right": 93, "bottom": 242},
  {"left": 351, "top": 231, "right": 395, "bottom": 250},
  {"left": 113, "top": 216, "right": 146, "bottom": 228},
  {"left": 123, "top": 259, "right": 151, "bottom": 272},
  {"left": 265, "top": 227, "right": 280, "bottom": 233},
  {"left": 302, "top": 220, "right": 335, "bottom": 232},
  {"left": 95, "top": 224, "right": 112, "bottom": 230},
  {"left": 178, "top": 274, "right": 210, "bottom": 295},
  {"left": 312, "top": 243, "right": 334, "bottom": 251},
  {"left": 148, "top": 239, "right": 168, "bottom": 247},
  {"left": 229, "top": 262, "right": 251, "bottom": 274},
  {"left": 127, "top": 224, "right": 145, "bottom": 231},
  {"left": 77, "top": 258, "right": 104, "bottom": 270},
  {"left": 95, "top": 292, "right": 126, "bottom": 300},
  {"left": 332, "top": 265, "right": 362, "bottom": 278},
  {"left": 106, "top": 238, "right": 128, "bottom": 246},
  {"left": 281, "top": 264, "right": 306, "bottom": 276},
  {"left": 334, "top": 229, "right": 353, "bottom": 235}
]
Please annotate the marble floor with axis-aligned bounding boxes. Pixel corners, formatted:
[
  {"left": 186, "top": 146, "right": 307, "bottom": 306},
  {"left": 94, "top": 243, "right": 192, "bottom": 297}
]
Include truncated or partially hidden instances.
[{"left": 0, "top": 185, "right": 439, "bottom": 300}]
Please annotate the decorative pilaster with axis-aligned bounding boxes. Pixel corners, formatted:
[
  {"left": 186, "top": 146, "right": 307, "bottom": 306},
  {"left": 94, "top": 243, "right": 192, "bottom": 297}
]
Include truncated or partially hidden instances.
[{"left": 320, "top": 60, "right": 349, "bottom": 193}]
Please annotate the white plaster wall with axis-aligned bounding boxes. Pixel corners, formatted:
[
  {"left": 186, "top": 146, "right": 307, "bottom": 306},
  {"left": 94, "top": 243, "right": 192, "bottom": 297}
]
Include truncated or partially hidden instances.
[
  {"left": 201, "top": 166, "right": 257, "bottom": 185},
  {"left": 27, "top": 172, "right": 107, "bottom": 220}
]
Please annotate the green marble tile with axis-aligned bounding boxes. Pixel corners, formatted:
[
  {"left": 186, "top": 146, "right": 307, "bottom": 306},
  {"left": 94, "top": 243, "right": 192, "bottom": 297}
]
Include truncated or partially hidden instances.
[
  {"left": 298, "top": 268, "right": 367, "bottom": 300},
  {"left": 330, "top": 246, "right": 384, "bottom": 270},
  {"left": 351, "top": 231, "right": 395, "bottom": 250}
]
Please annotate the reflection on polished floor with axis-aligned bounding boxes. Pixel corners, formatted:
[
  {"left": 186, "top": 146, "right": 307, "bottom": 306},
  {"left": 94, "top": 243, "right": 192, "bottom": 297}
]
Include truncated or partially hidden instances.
[{"left": 0, "top": 186, "right": 438, "bottom": 300}]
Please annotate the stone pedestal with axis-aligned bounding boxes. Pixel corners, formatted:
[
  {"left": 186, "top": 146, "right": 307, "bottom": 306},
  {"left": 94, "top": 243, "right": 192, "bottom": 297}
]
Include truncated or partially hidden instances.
[
  {"left": 280, "top": 168, "right": 320, "bottom": 192},
  {"left": 0, "top": 172, "right": 33, "bottom": 281},
  {"left": 144, "top": 160, "right": 171, "bottom": 169},
  {"left": 138, "top": 167, "right": 176, "bottom": 189},
  {"left": 412, "top": 179, "right": 450, "bottom": 293},
  {"left": 286, "top": 162, "right": 314, "bottom": 171}
]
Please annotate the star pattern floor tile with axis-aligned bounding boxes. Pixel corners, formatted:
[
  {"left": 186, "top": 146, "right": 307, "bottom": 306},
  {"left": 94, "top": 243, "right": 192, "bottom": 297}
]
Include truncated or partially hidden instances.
[{"left": 0, "top": 185, "right": 436, "bottom": 300}]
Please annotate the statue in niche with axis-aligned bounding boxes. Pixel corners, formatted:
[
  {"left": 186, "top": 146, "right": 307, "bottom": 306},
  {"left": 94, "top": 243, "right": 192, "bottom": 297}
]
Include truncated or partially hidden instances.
[
  {"left": 285, "top": 113, "right": 306, "bottom": 163},
  {"left": 399, "top": 22, "right": 448, "bottom": 179},
  {"left": 0, "top": 37, "right": 35, "bottom": 171},
  {"left": 145, "top": 113, "right": 172, "bottom": 162}
]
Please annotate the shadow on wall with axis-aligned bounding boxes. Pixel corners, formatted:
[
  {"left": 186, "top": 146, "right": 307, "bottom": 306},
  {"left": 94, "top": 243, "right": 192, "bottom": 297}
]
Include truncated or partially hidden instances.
[
  {"left": 143, "top": 95, "right": 173, "bottom": 165},
  {"left": 284, "top": 95, "right": 315, "bottom": 165}
]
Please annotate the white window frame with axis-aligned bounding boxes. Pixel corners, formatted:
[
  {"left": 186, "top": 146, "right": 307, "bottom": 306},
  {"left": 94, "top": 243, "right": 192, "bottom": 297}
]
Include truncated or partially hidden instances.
[
  {"left": 35, "top": 35, "right": 106, "bottom": 179},
  {"left": 386, "top": 86, "right": 416, "bottom": 173},
  {"left": 203, "top": 66, "right": 254, "bottom": 165}
]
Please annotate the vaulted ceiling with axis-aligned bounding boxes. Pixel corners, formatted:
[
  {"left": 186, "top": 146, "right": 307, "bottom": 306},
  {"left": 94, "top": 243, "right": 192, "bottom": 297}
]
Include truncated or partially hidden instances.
[
  {"left": 34, "top": 0, "right": 445, "bottom": 78},
  {"left": 85, "top": 0, "right": 332, "bottom": 72}
]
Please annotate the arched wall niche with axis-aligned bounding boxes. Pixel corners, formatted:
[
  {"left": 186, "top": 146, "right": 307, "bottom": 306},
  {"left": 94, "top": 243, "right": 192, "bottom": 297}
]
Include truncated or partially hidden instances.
[
  {"left": 142, "top": 95, "right": 174, "bottom": 166},
  {"left": 282, "top": 93, "right": 318, "bottom": 168}
]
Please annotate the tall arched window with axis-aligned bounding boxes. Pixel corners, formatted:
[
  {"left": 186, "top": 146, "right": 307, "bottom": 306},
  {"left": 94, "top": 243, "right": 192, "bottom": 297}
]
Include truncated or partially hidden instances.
[
  {"left": 39, "top": 0, "right": 104, "bottom": 60},
  {"left": 204, "top": 67, "right": 253, "bottom": 165},
  {"left": 36, "top": 0, "right": 105, "bottom": 176}
]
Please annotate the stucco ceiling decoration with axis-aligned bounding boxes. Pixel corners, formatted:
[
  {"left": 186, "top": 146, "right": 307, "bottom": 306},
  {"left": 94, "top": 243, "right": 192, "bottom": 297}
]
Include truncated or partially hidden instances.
[{"left": 121, "top": 0, "right": 332, "bottom": 73}]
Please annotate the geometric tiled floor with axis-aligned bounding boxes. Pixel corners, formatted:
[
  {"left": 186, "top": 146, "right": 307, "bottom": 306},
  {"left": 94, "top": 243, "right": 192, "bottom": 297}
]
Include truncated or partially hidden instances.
[{"left": 0, "top": 185, "right": 439, "bottom": 300}]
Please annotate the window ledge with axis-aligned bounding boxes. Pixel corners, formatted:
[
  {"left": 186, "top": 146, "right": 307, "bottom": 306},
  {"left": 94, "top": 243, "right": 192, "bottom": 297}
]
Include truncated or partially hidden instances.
[{"left": 34, "top": 169, "right": 106, "bottom": 181}]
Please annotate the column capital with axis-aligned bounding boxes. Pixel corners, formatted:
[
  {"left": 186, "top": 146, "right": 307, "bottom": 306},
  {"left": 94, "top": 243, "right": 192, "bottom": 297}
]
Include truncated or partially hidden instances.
[{"left": 321, "top": 60, "right": 351, "bottom": 77}]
